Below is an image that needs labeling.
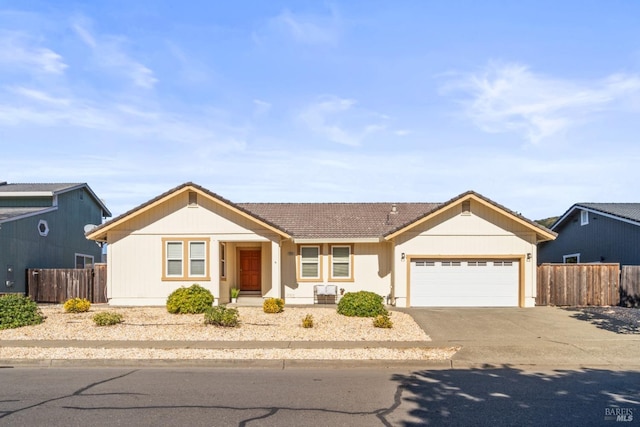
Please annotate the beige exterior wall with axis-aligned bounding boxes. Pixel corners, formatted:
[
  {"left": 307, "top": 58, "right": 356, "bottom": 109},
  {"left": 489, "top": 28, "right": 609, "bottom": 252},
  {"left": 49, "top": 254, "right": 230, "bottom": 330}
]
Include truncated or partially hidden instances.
[
  {"left": 282, "top": 241, "right": 392, "bottom": 304},
  {"left": 392, "top": 201, "right": 539, "bottom": 308},
  {"left": 103, "top": 191, "right": 543, "bottom": 308},
  {"left": 106, "top": 192, "right": 282, "bottom": 306}
]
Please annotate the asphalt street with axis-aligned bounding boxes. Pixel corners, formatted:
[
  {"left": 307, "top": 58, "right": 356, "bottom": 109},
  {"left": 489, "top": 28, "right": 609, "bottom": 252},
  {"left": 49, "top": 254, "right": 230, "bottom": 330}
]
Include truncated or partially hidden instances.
[{"left": 0, "top": 367, "right": 638, "bottom": 426}]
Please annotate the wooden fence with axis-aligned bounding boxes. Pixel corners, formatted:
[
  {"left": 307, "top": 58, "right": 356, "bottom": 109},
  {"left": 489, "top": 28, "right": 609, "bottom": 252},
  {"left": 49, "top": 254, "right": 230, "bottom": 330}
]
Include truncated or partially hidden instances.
[
  {"left": 27, "top": 264, "right": 107, "bottom": 304},
  {"left": 536, "top": 263, "right": 620, "bottom": 306},
  {"left": 621, "top": 265, "right": 640, "bottom": 307}
]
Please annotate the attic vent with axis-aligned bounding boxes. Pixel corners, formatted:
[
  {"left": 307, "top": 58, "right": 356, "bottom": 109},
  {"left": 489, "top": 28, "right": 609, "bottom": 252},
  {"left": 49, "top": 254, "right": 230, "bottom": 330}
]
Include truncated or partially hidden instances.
[
  {"left": 461, "top": 200, "right": 471, "bottom": 215},
  {"left": 188, "top": 191, "right": 197, "bottom": 206}
]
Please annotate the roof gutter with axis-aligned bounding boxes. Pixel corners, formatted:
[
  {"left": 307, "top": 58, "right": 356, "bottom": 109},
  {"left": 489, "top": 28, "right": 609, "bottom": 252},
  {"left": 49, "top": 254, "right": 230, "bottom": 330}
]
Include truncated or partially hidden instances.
[{"left": 292, "top": 237, "right": 382, "bottom": 244}]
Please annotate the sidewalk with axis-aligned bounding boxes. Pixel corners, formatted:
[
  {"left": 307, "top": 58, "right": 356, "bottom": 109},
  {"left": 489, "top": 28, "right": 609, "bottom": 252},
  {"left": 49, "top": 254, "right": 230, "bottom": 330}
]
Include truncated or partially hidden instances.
[{"left": 0, "top": 339, "right": 450, "bottom": 369}]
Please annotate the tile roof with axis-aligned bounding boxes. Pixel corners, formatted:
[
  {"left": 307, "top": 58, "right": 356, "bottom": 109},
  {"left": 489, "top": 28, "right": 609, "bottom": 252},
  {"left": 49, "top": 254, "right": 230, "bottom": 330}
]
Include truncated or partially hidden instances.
[
  {"left": 238, "top": 202, "right": 441, "bottom": 239},
  {"left": 578, "top": 203, "right": 640, "bottom": 224},
  {"left": 87, "top": 182, "right": 554, "bottom": 242}
]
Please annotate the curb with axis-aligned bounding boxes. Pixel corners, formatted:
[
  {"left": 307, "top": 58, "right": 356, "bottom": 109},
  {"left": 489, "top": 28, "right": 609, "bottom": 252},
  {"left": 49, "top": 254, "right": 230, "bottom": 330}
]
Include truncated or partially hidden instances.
[{"left": 0, "top": 358, "right": 453, "bottom": 369}]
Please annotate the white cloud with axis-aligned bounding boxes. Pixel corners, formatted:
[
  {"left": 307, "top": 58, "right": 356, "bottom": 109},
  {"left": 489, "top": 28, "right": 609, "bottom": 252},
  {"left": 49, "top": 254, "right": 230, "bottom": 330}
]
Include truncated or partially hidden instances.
[
  {"left": 253, "top": 99, "right": 272, "bottom": 117},
  {"left": 269, "top": 8, "right": 341, "bottom": 45},
  {"left": 9, "top": 86, "right": 70, "bottom": 105},
  {"left": 443, "top": 62, "right": 640, "bottom": 143},
  {"left": 0, "top": 31, "right": 67, "bottom": 74},
  {"left": 0, "top": 84, "right": 248, "bottom": 150},
  {"left": 299, "top": 96, "right": 386, "bottom": 146},
  {"left": 71, "top": 17, "right": 158, "bottom": 89}
]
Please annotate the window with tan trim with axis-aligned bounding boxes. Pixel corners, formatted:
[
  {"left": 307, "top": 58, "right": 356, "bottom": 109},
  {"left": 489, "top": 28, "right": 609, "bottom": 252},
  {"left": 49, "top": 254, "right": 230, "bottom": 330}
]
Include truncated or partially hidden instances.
[
  {"left": 162, "top": 238, "right": 211, "bottom": 281},
  {"left": 298, "top": 245, "right": 322, "bottom": 281},
  {"left": 329, "top": 244, "right": 354, "bottom": 281}
]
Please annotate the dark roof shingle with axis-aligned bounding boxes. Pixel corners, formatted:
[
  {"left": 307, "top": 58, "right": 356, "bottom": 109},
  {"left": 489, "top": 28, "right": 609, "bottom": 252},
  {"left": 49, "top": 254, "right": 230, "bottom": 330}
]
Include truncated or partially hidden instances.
[
  {"left": 0, "top": 183, "right": 84, "bottom": 193},
  {"left": 578, "top": 203, "right": 640, "bottom": 223}
]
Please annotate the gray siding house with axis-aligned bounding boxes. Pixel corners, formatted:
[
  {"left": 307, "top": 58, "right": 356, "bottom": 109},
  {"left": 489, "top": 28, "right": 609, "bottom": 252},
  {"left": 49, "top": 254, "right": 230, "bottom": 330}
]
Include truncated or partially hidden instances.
[
  {"left": 0, "top": 182, "right": 111, "bottom": 294},
  {"left": 538, "top": 203, "right": 640, "bottom": 265}
]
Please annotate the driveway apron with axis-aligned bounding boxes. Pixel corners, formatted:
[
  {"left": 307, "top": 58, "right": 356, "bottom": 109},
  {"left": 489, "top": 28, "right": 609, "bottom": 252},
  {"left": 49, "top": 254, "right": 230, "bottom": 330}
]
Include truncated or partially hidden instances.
[{"left": 400, "top": 306, "right": 640, "bottom": 369}]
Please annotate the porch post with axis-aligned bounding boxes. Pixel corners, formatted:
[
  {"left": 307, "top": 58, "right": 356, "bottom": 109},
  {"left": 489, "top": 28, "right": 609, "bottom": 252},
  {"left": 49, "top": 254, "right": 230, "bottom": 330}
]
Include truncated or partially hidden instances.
[
  {"left": 271, "top": 239, "right": 281, "bottom": 298},
  {"left": 210, "top": 240, "right": 221, "bottom": 303}
]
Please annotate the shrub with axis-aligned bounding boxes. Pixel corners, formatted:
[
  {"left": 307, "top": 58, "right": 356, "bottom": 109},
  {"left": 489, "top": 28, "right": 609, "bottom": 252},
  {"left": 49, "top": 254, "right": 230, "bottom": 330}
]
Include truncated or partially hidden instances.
[
  {"left": 166, "top": 284, "right": 214, "bottom": 314},
  {"left": 93, "top": 312, "right": 123, "bottom": 326},
  {"left": 0, "top": 294, "right": 44, "bottom": 330},
  {"left": 204, "top": 306, "right": 239, "bottom": 327},
  {"left": 63, "top": 297, "right": 91, "bottom": 313},
  {"left": 301, "top": 314, "right": 314, "bottom": 328},
  {"left": 263, "top": 298, "right": 284, "bottom": 313},
  {"left": 373, "top": 313, "right": 393, "bottom": 328},
  {"left": 337, "top": 291, "right": 388, "bottom": 317}
]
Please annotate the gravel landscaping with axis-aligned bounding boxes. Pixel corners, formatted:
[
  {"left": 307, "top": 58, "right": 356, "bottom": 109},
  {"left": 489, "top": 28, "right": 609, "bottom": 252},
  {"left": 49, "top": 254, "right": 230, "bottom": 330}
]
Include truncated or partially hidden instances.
[
  {"left": 0, "top": 305, "right": 459, "bottom": 361},
  {"left": 567, "top": 306, "right": 640, "bottom": 334}
]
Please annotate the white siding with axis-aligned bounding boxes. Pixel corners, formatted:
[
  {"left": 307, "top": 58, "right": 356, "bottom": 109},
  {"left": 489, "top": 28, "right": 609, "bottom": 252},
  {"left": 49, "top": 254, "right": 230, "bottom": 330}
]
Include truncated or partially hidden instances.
[
  {"left": 392, "top": 201, "right": 538, "bottom": 308},
  {"left": 282, "top": 242, "right": 392, "bottom": 304},
  {"left": 106, "top": 193, "right": 281, "bottom": 306}
]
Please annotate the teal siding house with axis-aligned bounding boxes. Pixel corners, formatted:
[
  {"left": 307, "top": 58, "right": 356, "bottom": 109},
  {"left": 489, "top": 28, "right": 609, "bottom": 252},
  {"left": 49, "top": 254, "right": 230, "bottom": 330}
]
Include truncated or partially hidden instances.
[{"left": 0, "top": 182, "right": 111, "bottom": 294}]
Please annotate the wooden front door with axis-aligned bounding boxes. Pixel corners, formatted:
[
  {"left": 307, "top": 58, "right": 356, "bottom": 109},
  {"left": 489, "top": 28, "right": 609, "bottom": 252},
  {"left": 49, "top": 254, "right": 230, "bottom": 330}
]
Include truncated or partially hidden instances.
[{"left": 239, "top": 250, "right": 261, "bottom": 292}]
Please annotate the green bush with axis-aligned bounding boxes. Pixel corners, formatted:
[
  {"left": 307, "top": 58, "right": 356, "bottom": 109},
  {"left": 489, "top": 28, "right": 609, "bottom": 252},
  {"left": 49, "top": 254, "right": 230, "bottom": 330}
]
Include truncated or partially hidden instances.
[
  {"left": 204, "top": 306, "right": 239, "bottom": 327},
  {"left": 263, "top": 298, "right": 284, "bottom": 313},
  {"left": 301, "top": 314, "right": 314, "bottom": 328},
  {"left": 63, "top": 297, "right": 91, "bottom": 313},
  {"left": 373, "top": 313, "right": 393, "bottom": 328},
  {"left": 0, "top": 294, "right": 44, "bottom": 330},
  {"left": 337, "top": 291, "right": 388, "bottom": 317},
  {"left": 166, "top": 284, "right": 214, "bottom": 314},
  {"left": 93, "top": 312, "right": 123, "bottom": 326}
]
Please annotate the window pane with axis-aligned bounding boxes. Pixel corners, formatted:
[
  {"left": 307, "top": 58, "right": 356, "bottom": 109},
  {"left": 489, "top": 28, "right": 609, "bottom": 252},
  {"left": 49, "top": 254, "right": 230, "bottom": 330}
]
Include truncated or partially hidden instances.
[
  {"left": 167, "top": 260, "right": 182, "bottom": 275},
  {"left": 332, "top": 246, "right": 350, "bottom": 261},
  {"left": 301, "top": 246, "right": 319, "bottom": 261},
  {"left": 191, "top": 260, "right": 205, "bottom": 275},
  {"left": 302, "top": 263, "right": 318, "bottom": 277},
  {"left": 190, "top": 242, "right": 205, "bottom": 258},
  {"left": 167, "top": 242, "right": 182, "bottom": 258},
  {"left": 333, "top": 263, "right": 349, "bottom": 277}
]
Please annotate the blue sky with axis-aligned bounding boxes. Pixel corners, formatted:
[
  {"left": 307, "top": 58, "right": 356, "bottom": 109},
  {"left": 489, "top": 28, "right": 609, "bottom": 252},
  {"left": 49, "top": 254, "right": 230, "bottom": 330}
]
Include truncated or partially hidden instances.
[{"left": 2, "top": 1, "right": 639, "bottom": 220}]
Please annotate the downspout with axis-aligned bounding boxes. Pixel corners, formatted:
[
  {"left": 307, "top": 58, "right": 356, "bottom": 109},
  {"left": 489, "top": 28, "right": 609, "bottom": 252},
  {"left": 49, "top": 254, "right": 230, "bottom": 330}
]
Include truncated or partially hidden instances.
[{"left": 388, "top": 238, "right": 396, "bottom": 306}]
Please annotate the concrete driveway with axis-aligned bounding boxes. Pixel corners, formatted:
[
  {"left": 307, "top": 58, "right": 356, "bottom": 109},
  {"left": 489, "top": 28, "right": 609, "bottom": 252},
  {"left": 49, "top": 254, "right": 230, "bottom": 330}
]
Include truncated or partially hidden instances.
[{"left": 402, "top": 306, "right": 640, "bottom": 369}]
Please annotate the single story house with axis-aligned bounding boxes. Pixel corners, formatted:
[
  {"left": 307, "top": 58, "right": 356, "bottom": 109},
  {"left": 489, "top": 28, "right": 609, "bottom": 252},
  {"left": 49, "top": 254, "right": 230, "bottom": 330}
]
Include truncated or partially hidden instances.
[
  {"left": 538, "top": 203, "right": 640, "bottom": 266},
  {"left": 0, "top": 182, "right": 111, "bottom": 294},
  {"left": 86, "top": 182, "right": 555, "bottom": 307}
]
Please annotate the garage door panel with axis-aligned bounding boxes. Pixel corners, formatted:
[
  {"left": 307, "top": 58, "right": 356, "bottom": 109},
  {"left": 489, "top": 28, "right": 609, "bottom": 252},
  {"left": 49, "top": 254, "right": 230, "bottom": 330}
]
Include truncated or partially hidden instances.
[{"left": 410, "top": 260, "right": 519, "bottom": 307}]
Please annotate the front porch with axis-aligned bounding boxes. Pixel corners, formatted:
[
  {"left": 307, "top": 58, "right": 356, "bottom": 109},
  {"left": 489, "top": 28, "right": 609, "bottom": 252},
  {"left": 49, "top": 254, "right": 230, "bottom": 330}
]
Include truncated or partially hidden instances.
[{"left": 218, "top": 239, "right": 282, "bottom": 304}]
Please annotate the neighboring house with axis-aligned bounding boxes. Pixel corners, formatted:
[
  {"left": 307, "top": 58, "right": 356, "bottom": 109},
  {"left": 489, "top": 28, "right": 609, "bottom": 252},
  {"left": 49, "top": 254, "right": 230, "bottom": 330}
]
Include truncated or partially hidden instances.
[
  {"left": 0, "top": 182, "right": 112, "bottom": 294},
  {"left": 538, "top": 203, "right": 640, "bottom": 266},
  {"left": 86, "top": 182, "right": 555, "bottom": 308}
]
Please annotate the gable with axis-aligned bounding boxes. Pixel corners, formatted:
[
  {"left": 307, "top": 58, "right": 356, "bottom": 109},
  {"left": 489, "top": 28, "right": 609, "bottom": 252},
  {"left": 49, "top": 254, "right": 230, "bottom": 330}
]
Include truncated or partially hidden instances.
[
  {"left": 385, "top": 192, "right": 556, "bottom": 242},
  {"left": 122, "top": 191, "right": 281, "bottom": 238},
  {"left": 87, "top": 183, "right": 290, "bottom": 242},
  {"left": 552, "top": 203, "right": 640, "bottom": 231}
]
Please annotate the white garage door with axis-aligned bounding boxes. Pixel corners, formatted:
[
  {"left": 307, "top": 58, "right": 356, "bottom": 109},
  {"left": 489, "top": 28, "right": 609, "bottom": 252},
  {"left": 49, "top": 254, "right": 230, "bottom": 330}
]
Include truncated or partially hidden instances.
[{"left": 410, "top": 259, "right": 519, "bottom": 307}]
